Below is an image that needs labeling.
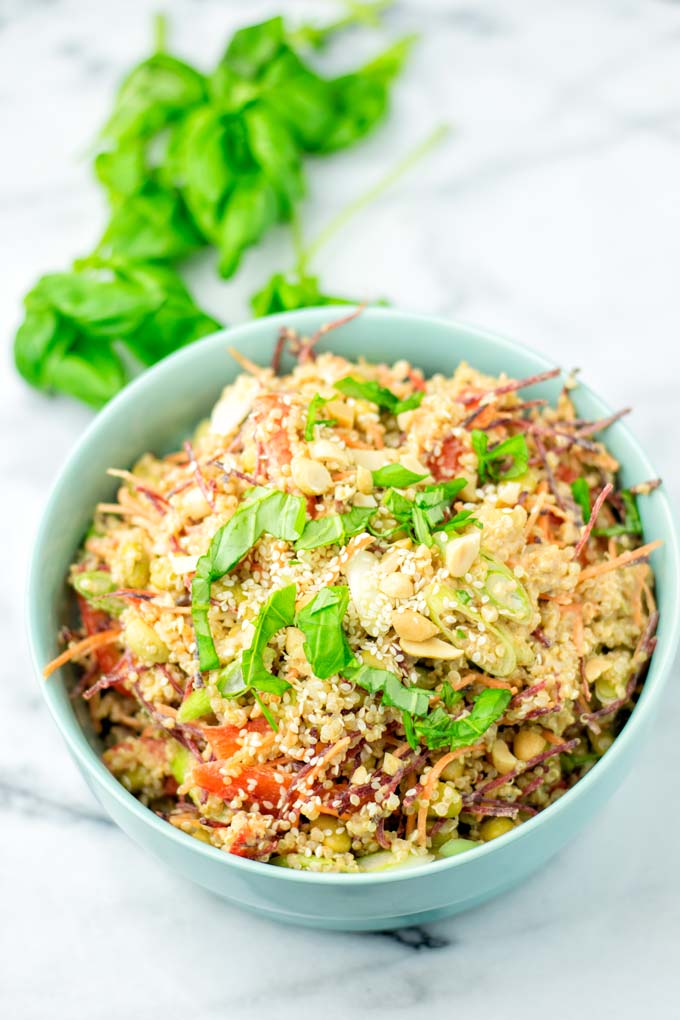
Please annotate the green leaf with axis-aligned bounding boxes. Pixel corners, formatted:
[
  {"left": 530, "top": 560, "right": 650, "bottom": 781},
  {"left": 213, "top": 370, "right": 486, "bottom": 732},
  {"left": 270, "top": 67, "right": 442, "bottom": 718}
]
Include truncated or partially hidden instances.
[
  {"left": 251, "top": 271, "right": 354, "bottom": 318},
  {"left": 241, "top": 583, "right": 296, "bottom": 694},
  {"left": 114, "top": 262, "right": 220, "bottom": 365},
  {"left": 98, "top": 181, "right": 204, "bottom": 261},
  {"left": 296, "top": 507, "right": 377, "bottom": 551},
  {"left": 349, "top": 664, "right": 431, "bottom": 716},
  {"left": 14, "top": 303, "right": 75, "bottom": 387},
  {"left": 220, "top": 17, "right": 287, "bottom": 80},
  {"left": 571, "top": 478, "right": 591, "bottom": 524},
  {"left": 315, "top": 37, "right": 415, "bottom": 154},
  {"left": 471, "top": 430, "right": 529, "bottom": 483},
  {"left": 42, "top": 337, "right": 127, "bottom": 408},
  {"left": 304, "top": 393, "right": 337, "bottom": 441},
  {"left": 414, "top": 689, "right": 511, "bottom": 751},
  {"left": 217, "top": 174, "right": 280, "bottom": 278},
  {"left": 334, "top": 375, "right": 424, "bottom": 414},
  {"left": 243, "top": 102, "right": 304, "bottom": 213},
  {"left": 192, "top": 489, "right": 306, "bottom": 670},
  {"left": 295, "top": 585, "right": 355, "bottom": 679},
  {"left": 95, "top": 140, "right": 147, "bottom": 196},
  {"left": 102, "top": 51, "right": 207, "bottom": 143},
  {"left": 372, "top": 464, "right": 428, "bottom": 488},
  {"left": 33, "top": 270, "right": 163, "bottom": 338}
]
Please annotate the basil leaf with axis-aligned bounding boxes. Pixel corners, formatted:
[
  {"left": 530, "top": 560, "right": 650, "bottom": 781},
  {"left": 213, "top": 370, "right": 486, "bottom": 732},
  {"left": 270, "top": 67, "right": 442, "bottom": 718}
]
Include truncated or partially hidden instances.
[
  {"left": 192, "top": 490, "right": 306, "bottom": 670},
  {"left": 102, "top": 51, "right": 207, "bottom": 143},
  {"left": 295, "top": 585, "right": 354, "bottom": 679},
  {"left": 415, "top": 689, "right": 511, "bottom": 750},
  {"left": 472, "top": 430, "right": 529, "bottom": 483},
  {"left": 295, "top": 507, "right": 376, "bottom": 551},
  {"left": 251, "top": 271, "right": 354, "bottom": 318},
  {"left": 98, "top": 181, "right": 204, "bottom": 261},
  {"left": 95, "top": 140, "right": 147, "bottom": 196},
  {"left": 42, "top": 337, "right": 127, "bottom": 408},
  {"left": 313, "top": 37, "right": 415, "bottom": 154},
  {"left": 372, "top": 464, "right": 428, "bottom": 488},
  {"left": 334, "top": 375, "right": 424, "bottom": 414},
  {"left": 241, "top": 583, "right": 296, "bottom": 695},
  {"left": 349, "top": 665, "right": 431, "bottom": 717},
  {"left": 217, "top": 173, "right": 280, "bottom": 278},
  {"left": 33, "top": 270, "right": 163, "bottom": 338},
  {"left": 220, "top": 16, "right": 287, "bottom": 80},
  {"left": 571, "top": 478, "right": 591, "bottom": 524},
  {"left": 304, "top": 393, "right": 336, "bottom": 442}
]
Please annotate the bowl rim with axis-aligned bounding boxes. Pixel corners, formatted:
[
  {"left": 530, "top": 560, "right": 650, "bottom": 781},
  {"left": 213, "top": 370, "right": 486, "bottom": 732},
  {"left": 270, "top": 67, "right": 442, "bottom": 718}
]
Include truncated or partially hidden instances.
[{"left": 28, "top": 305, "right": 680, "bottom": 885}]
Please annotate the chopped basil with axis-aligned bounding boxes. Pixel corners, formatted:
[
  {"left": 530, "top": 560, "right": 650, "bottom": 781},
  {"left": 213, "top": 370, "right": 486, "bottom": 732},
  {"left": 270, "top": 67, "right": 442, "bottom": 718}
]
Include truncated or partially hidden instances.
[
  {"left": 471, "top": 430, "right": 529, "bottom": 484},
  {"left": 348, "top": 664, "right": 431, "bottom": 716},
  {"left": 441, "top": 682, "right": 463, "bottom": 710},
  {"left": 334, "top": 375, "right": 424, "bottom": 415},
  {"left": 382, "top": 476, "right": 473, "bottom": 547},
  {"left": 192, "top": 488, "right": 305, "bottom": 670},
  {"left": 414, "top": 688, "right": 511, "bottom": 750},
  {"left": 593, "top": 489, "right": 643, "bottom": 537},
  {"left": 304, "top": 393, "right": 337, "bottom": 442},
  {"left": 571, "top": 478, "right": 591, "bottom": 523},
  {"left": 241, "top": 583, "right": 296, "bottom": 695},
  {"left": 295, "top": 585, "right": 355, "bottom": 679},
  {"left": 295, "top": 506, "right": 377, "bottom": 551},
  {"left": 456, "top": 589, "right": 472, "bottom": 605},
  {"left": 372, "top": 463, "right": 428, "bottom": 488},
  {"left": 346, "top": 662, "right": 432, "bottom": 748}
]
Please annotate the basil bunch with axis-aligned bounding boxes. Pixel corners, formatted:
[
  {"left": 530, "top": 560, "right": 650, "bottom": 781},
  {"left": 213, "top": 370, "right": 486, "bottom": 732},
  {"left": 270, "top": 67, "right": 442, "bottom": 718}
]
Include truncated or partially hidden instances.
[{"left": 14, "top": 7, "right": 411, "bottom": 406}]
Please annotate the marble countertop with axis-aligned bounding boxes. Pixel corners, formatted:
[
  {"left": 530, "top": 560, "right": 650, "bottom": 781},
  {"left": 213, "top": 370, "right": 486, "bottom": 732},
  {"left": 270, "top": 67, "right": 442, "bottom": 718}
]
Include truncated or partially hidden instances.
[{"left": 2, "top": 0, "right": 679, "bottom": 1015}]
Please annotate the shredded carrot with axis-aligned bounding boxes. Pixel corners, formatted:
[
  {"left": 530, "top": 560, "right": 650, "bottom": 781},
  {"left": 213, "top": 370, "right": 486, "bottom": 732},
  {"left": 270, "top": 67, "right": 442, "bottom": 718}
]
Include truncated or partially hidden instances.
[
  {"left": 454, "top": 671, "right": 515, "bottom": 692},
  {"left": 405, "top": 812, "right": 416, "bottom": 837},
  {"left": 559, "top": 601, "right": 584, "bottom": 656},
  {"left": 540, "top": 729, "right": 563, "bottom": 746},
  {"left": 43, "top": 628, "right": 120, "bottom": 679},
  {"left": 642, "top": 578, "right": 657, "bottom": 615},
  {"left": 577, "top": 540, "right": 662, "bottom": 584},
  {"left": 416, "top": 743, "right": 484, "bottom": 847}
]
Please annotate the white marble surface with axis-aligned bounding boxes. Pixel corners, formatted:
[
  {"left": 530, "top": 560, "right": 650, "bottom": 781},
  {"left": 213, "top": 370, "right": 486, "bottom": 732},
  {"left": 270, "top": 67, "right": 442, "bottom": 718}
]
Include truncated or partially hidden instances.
[{"left": 2, "top": 0, "right": 679, "bottom": 1015}]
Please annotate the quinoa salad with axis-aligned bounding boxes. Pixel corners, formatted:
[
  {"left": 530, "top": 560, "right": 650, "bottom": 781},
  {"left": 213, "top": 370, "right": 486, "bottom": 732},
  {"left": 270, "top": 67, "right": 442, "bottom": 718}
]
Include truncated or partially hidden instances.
[{"left": 45, "top": 316, "right": 661, "bottom": 872}]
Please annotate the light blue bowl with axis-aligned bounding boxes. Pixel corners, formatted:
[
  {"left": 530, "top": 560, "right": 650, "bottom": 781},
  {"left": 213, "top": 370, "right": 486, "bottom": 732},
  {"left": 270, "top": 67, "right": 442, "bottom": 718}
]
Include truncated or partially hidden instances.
[{"left": 28, "top": 307, "right": 679, "bottom": 930}]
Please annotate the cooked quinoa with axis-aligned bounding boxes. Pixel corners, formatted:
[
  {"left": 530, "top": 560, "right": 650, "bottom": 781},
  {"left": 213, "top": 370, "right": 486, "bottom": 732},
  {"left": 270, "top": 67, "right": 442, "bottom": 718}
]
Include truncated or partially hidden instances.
[{"left": 48, "top": 322, "right": 660, "bottom": 872}]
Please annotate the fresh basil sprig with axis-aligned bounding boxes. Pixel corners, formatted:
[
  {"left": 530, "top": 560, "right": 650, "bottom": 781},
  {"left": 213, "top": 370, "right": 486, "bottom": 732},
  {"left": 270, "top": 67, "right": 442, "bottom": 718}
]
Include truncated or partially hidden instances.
[
  {"left": 14, "top": 8, "right": 411, "bottom": 405},
  {"left": 471, "top": 430, "right": 529, "bottom": 484},
  {"left": 14, "top": 260, "right": 218, "bottom": 407},
  {"left": 192, "top": 488, "right": 306, "bottom": 670}
]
